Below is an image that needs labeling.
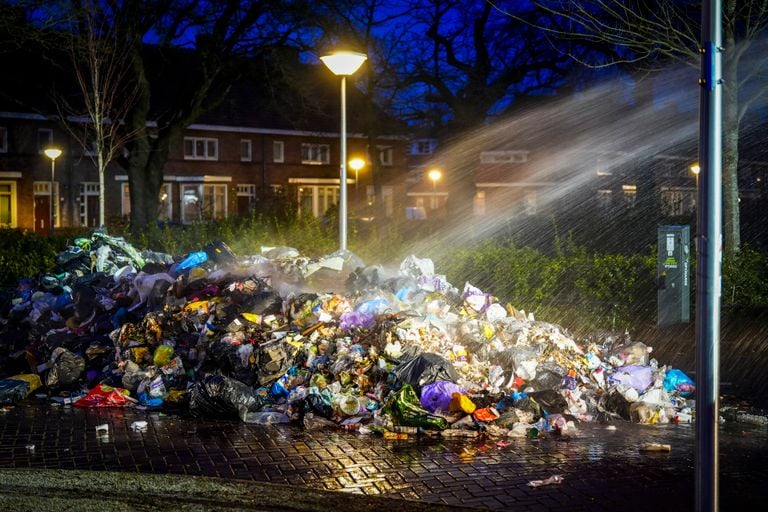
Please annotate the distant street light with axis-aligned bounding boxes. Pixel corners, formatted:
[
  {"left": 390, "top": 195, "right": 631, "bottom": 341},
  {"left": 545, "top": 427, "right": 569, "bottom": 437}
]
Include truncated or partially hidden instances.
[
  {"left": 44, "top": 147, "right": 62, "bottom": 237},
  {"left": 349, "top": 157, "right": 366, "bottom": 208},
  {"left": 320, "top": 50, "right": 367, "bottom": 251},
  {"left": 428, "top": 168, "right": 442, "bottom": 210},
  {"left": 690, "top": 163, "right": 701, "bottom": 188}
]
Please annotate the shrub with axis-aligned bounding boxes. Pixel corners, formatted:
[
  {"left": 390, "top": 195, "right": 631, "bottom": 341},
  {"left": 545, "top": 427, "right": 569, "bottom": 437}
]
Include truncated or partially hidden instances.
[{"left": 0, "top": 229, "right": 60, "bottom": 286}]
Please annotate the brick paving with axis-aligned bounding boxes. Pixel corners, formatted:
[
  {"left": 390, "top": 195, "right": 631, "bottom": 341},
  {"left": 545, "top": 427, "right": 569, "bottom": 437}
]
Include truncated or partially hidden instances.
[{"left": 1, "top": 400, "right": 766, "bottom": 511}]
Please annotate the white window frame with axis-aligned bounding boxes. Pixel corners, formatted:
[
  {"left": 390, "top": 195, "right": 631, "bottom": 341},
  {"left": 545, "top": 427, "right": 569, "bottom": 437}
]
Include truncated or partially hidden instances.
[
  {"left": 240, "top": 139, "right": 252, "bottom": 162},
  {"left": 369, "top": 145, "right": 393, "bottom": 166},
  {"left": 301, "top": 143, "right": 330, "bottom": 165},
  {"left": 79, "top": 182, "right": 100, "bottom": 227},
  {"left": 184, "top": 137, "right": 219, "bottom": 161},
  {"left": 297, "top": 184, "right": 338, "bottom": 217},
  {"left": 181, "top": 183, "right": 227, "bottom": 223},
  {"left": 480, "top": 150, "right": 528, "bottom": 164},
  {"left": 597, "top": 189, "right": 613, "bottom": 209},
  {"left": 0, "top": 181, "right": 18, "bottom": 227},
  {"left": 38, "top": 128, "right": 53, "bottom": 154},
  {"left": 411, "top": 139, "right": 436, "bottom": 156},
  {"left": 273, "top": 140, "right": 284, "bottom": 163},
  {"left": 237, "top": 184, "right": 257, "bottom": 211},
  {"left": 33, "top": 181, "right": 60, "bottom": 227},
  {"left": 0, "top": 126, "right": 7, "bottom": 153}
]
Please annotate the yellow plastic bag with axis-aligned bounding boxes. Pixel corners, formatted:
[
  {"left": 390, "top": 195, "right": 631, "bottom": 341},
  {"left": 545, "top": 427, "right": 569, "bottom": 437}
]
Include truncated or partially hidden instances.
[
  {"left": 10, "top": 374, "right": 42, "bottom": 395},
  {"left": 449, "top": 392, "right": 476, "bottom": 414}
]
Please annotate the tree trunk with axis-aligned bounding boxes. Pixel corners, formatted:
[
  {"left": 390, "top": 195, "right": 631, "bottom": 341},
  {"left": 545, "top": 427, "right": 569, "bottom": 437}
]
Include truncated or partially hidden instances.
[{"left": 722, "top": 14, "right": 741, "bottom": 255}]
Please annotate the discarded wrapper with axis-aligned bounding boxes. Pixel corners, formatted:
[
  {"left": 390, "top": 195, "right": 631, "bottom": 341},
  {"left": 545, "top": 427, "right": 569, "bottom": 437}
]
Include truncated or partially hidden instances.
[
  {"left": 639, "top": 443, "right": 671, "bottom": 452},
  {"left": 131, "top": 420, "right": 148, "bottom": 431},
  {"left": 95, "top": 423, "right": 109, "bottom": 435},
  {"left": 527, "top": 474, "right": 564, "bottom": 488}
]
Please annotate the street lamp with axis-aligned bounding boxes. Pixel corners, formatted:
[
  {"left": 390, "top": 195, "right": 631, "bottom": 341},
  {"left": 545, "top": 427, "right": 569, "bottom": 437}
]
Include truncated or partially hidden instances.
[
  {"left": 44, "top": 147, "right": 62, "bottom": 237},
  {"left": 349, "top": 157, "right": 365, "bottom": 209},
  {"left": 690, "top": 163, "right": 701, "bottom": 188},
  {"left": 428, "top": 168, "right": 442, "bottom": 210},
  {"left": 321, "top": 50, "right": 367, "bottom": 251}
]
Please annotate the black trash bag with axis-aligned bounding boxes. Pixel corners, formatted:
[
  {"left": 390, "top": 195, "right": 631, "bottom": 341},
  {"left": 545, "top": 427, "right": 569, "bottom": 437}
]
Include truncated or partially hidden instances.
[
  {"left": 72, "top": 284, "right": 98, "bottom": 322},
  {"left": 0, "top": 379, "right": 30, "bottom": 404},
  {"left": 528, "top": 389, "right": 568, "bottom": 415},
  {"left": 391, "top": 353, "right": 460, "bottom": 394},
  {"left": 512, "top": 396, "right": 542, "bottom": 420},
  {"left": 531, "top": 362, "right": 567, "bottom": 391},
  {"left": 297, "top": 393, "right": 333, "bottom": 419},
  {"left": 203, "top": 241, "right": 237, "bottom": 265},
  {"left": 189, "top": 374, "right": 266, "bottom": 419},
  {"left": 599, "top": 390, "right": 632, "bottom": 421},
  {"left": 255, "top": 340, "right": 291, "bottom": 387},
  {"left": 243, "top": 290, "right": 283, "bottom": 316},
  {"left": 45, "top": 348, "right": 85, "bottom": 389},
  {"left": 208, "top": 341, "right": 259, "bottom": 387}
]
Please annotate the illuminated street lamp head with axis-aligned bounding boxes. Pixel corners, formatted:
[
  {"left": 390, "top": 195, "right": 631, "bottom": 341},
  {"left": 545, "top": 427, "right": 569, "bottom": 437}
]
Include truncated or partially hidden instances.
[
  {"left": 321, "top": 51, "right": 367, "bottom": 76},
  {"left": 428, "top": 168, "right": 442, "bottom": 183},
  {"left": 690, "top": 163, "right": 701, "bottom": 175},
  {"left": 348, "top": 158, "right": 365, "bottom": 172},
  {"left": 44, "top": 147, "right": 62, "bottom": 160}
]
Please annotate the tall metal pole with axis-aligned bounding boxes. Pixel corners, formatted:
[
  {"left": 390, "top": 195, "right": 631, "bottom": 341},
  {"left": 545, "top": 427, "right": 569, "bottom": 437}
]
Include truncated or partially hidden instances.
[
  {"left": 339, "top": 75, "right": 348, "bottom": 251},
  {"left": 49, "top": 159, "right": 55, "bottom": 237},
  {"left": 696, "top": 1, "right": 722, "bottom": 511}
]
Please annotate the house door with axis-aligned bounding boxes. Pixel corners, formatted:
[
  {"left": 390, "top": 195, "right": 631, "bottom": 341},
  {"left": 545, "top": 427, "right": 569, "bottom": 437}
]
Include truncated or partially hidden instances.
[
  {"left": 34, "top": 196, "right": 50, "bottom": 234},
  {"left": 237, "top": 195, "right": 251, "bottom": 216},
  {"left": 86, "top": 196, "right": 99, "bottom": 227}
]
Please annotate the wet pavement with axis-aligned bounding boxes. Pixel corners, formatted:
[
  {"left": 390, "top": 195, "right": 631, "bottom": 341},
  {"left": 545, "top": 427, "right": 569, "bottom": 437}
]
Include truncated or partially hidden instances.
[{"left": 1, "top": 400, "right": 766, "bottom": 511}]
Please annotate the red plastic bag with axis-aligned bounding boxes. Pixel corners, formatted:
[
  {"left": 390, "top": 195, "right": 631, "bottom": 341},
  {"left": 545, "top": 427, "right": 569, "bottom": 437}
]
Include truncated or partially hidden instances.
[{"left": 74, "top": 384, "right": 137, "bottom": 408}]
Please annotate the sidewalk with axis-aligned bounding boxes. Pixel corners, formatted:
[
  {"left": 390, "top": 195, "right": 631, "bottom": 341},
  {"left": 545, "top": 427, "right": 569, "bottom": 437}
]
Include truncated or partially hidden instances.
[
  {"left": 1, "top": 401, "right": 767, "bottom": 511},
  {"left": 0, "top": 468, "right": 472, "bottom": 512}
]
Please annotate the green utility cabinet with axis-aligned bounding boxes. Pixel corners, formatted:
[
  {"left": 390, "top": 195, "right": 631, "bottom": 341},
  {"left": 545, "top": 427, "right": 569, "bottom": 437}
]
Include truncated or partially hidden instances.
[{"left": 657, "top": 225, "right": 691, "bottom": 326}]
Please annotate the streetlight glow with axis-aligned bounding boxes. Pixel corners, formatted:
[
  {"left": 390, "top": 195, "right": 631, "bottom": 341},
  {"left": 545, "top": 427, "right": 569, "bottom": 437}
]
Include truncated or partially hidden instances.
[
  {"left": 690, "top": 163, "right": 701, "bottom": 175},
  {"left": 321, "top": 49, "right": 368, "bottom": 251},
  {"left": 320, "top": 51, "right": 367, "bottom": 76},
  {"left": 44, "top": 147, "right": 62, "bottom": 237},
  {"left": 428, "top": 168, "right": 442, "bottom": 210}
]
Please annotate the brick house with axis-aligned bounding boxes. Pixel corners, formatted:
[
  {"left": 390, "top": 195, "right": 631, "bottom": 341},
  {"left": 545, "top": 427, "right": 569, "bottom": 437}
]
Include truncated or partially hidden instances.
[{"left": 0, "top": 56, "right": 409, "bottom": 232}]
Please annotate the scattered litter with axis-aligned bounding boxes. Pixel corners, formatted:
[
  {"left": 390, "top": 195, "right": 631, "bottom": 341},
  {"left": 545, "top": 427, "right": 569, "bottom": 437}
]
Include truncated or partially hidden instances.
[
  {"left": 130, "top": 420, "right": 148, "bottom": 432},
  {"left": 639, "top": 443, "right": 671, "bottom": 452},
  {"left": 0, "top": 235, "right": 710, "bottom": 450},
  {"left": 528, "top": 475, "right": 564, "bottom": 487}
]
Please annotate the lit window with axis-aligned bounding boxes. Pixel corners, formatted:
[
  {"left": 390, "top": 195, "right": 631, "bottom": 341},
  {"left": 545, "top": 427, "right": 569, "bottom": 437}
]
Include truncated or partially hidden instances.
[
  {"left": 181, "top": 183, "right": 227, "bottom": 222},
  {"left": 183, "top": 137, "right": 219, "bottom": 160},
  {"left": 240, "top": 139, "right": 252, "bottom": 162},
  {"left": 301, "top": 143, "right": 329, "bottom": 165},
  {"left": 122, "top": 183, "right": 172, "bottom": 221},
  {"left": 622, "top": 184, "right": 637, "bottom": 208},
  {"left": 0, "top": 181, "right": 17, "bottom": 227}
]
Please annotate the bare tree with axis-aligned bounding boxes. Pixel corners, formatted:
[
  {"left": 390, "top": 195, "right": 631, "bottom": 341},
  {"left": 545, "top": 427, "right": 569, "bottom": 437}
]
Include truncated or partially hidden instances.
[
  {"left": 494, "top": 0, "right": 768, "bottom": 254},
  {"left": 57, "top": 0, "right": 140, "bottom": 228},
  {"left": 393, "top": 0, "right": 574, "bottom": 222}
]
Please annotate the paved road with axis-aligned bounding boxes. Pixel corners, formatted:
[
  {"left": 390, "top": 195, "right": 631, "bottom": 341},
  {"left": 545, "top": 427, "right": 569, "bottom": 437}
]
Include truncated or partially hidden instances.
[{"left": 1, "top": 400, "right": 766, "bottom": 511}]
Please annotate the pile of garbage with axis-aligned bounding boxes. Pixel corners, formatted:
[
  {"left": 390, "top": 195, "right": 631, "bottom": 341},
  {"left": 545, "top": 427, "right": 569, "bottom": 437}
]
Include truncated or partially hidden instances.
[{"left": 0, "top": 232, "right": 702, "bottom": 439}]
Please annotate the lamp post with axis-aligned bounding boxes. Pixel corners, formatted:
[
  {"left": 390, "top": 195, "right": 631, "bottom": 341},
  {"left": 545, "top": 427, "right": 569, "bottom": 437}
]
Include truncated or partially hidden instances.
[
  {"left": 321, "top": 50, "right": 367, "bottom": 251},
  {"left": 428, "top": 168, "right": 442, "bottom": 210},
  {"left": 349, "top": 157, "right": 365, "bottom": 210},
  {"left": 44, "top": 147, "right": 62, "bottom": 237}
]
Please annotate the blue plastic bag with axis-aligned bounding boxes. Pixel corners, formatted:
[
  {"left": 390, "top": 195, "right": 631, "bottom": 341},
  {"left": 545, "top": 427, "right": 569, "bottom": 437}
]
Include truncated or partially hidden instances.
[{"left": 663, "top": 368, "right": 696, "bottom": 396}]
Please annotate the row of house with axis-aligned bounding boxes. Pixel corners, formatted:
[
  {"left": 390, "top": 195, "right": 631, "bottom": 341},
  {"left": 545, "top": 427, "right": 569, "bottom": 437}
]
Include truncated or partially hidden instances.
[{"left": 1, "top": 47, "right": 766, "bottom": 248}]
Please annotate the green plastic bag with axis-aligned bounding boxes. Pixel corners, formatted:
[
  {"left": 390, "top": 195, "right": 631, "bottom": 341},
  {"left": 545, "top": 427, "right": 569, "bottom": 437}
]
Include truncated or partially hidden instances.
[{"left": 386, "top": 384, "right": 448, "bottom": 430}]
